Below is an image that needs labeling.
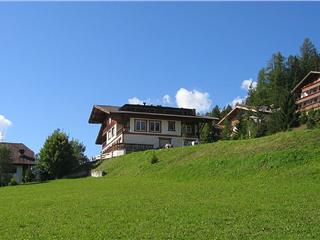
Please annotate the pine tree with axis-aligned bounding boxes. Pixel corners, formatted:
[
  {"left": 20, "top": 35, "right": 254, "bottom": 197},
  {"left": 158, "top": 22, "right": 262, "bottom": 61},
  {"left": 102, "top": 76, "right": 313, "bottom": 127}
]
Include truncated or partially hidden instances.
[{"left": 200, "top": 123, "right": 213, "bottom": 143}]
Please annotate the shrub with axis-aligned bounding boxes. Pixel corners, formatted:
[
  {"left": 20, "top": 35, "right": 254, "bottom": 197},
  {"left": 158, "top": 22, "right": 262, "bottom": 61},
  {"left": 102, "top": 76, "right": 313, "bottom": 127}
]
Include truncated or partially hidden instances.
[
  {"left": 150, "top": 153, "right": 159, "bottom": 164},
  {"left": 299, "top": 113, "right": 308, "bottom": 125},
  {"left": 9, "top": 178, "right": 18, "bottom": 186},
  {"left": 305, "top": 109, "right": 320, "bottom": 129},
  {"left": 24, "top": 168, "right": 35, "bottom": 183}
]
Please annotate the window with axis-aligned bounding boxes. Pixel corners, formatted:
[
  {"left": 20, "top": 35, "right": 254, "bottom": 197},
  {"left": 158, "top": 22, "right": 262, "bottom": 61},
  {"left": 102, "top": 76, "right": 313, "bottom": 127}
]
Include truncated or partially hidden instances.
[
  {"left": 135, "top": 119, "right": 147, "bottom": 132},
  {"left": 108, "top": 127, "right": 115, "bottom": 140},
  {"left": 186, "top": 125, "right": 192, "bottom": 134},
  {"left": 150, "top": 121, "right": 161, "bottom": 132},
  {"left": 168, "top": 121, "right": 176, "bottom": 131}
]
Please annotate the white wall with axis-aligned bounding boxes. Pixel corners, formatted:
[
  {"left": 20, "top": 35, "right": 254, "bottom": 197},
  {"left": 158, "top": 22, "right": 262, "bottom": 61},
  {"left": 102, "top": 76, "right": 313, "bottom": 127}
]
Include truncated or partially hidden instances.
[{"left": 124, "top": 134, "right": 184, "bottom": 148}]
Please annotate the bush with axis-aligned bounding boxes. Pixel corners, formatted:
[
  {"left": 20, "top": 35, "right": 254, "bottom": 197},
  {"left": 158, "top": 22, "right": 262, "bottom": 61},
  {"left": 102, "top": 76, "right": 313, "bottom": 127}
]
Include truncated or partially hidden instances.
[
  {"left": 150, "top": 153, "right": 159, "bottom": 164},
  {"left": 305, "top": 110, "right": 320, "bottom": 129},
  {"left": 24, "top": 168, "right": 35, "bottom": 183},
  {"left": 299, "top": 113, "right": 308, "bottom": 125},
  {"left": 9, "top": 177, "right": 18, "bottom": 186}
]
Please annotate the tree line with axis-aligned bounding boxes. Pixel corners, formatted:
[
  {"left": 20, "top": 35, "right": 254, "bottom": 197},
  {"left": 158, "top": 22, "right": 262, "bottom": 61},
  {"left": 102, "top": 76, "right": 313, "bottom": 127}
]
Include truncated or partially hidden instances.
[
  {"left": 0, "top": 129, "right": 89, "bottom": 186},
  {"left": 200, "top": 38, "right": 320, "bottom": 142}
]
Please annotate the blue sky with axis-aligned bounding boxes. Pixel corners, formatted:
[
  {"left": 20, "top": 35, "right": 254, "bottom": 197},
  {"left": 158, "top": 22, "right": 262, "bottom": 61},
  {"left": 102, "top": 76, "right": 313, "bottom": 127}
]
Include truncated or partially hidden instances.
[{"left": 1, "top": 2, "right": 320, "bottom": 157}]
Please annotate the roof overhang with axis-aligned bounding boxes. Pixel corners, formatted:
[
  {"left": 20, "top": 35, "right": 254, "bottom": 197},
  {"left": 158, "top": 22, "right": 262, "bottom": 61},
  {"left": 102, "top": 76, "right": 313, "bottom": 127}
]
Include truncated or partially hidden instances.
[
  {"left": 88, "top": 105, "right": 119, "bottom": 123},
  {"left": 111, "top": 111, "right": 219, "bottom": 122},
  {"left": 291, "top": 71, "right": 320, "bottom": 93}
]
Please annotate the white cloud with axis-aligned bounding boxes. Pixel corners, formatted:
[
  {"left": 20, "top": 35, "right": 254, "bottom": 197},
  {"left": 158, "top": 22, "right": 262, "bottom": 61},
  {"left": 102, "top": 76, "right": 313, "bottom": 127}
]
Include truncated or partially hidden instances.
[
  {"left": 231, "top": 96, "right": 245, "bottom": 107},
  {"left": 175, "top": 88, "right": 212, "bottom": 114},
  {"left": 162, "top": 94, "right": 171, "bottom": 105},
  {"left": 241, "top": 79, "right": 257, "bottom": 91},
  {"left": 0, "top": 115, "right": 12, "bottom": 142},
  {"left": 128, "top": 97, "right": 144, "bottom": 105}
]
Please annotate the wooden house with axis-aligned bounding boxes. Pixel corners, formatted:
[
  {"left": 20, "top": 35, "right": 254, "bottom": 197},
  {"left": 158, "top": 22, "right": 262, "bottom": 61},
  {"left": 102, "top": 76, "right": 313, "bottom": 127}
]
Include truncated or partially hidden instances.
[
  {"left": 291, "top": 71, "right": 320, "bottom": 112},
  {"left": 88, "top": 104, "right": 218, "bottom": 159}
]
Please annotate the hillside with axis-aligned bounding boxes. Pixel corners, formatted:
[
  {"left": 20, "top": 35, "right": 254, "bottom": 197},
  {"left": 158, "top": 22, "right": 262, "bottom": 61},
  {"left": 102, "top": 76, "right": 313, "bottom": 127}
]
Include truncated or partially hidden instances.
[
  {"left": 96, "top": 128, "right": 320, "bottom": 180},
  {"left": 1, "top": 129, "right": 320, "bottom": 239}
]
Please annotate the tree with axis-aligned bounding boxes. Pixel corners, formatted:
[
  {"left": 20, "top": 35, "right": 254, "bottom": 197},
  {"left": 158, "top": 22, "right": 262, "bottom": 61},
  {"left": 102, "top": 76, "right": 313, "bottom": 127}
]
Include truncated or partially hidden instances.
[
  {"left": 221, "top": 105, "right": 232, "bottom": 118},
  {"left": 300, "top": 38, "right": 320, "bottom": 74},
  {"left": 208, "top": 105, "right": 221, "bottom": 119},
  {"left": 220, "top": 120, "right": 232, "bottom": 140},
  {"left": 37, "top": 129, "right": 76, "bottom": 179},
  {"left": 70, "top": 139, "right": 89, "bottom": 166},
  {"left": 0, "top": 146, "right": 12, "bottom": 186},
  {"left": 200, "top": 123, "right": 213, "bottom": 143}
]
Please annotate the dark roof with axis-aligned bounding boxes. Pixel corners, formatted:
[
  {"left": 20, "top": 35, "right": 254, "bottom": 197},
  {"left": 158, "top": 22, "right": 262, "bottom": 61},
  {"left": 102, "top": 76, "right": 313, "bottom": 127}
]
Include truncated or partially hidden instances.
[
  {"left": 291, "top": 71, "right": 320, "bottom": 93},
  {"left": 89, "top": 104, "right": 218, "bottom": 124},
  {"left": 0, "top": 142, "right": 35, "bottom": 165}
]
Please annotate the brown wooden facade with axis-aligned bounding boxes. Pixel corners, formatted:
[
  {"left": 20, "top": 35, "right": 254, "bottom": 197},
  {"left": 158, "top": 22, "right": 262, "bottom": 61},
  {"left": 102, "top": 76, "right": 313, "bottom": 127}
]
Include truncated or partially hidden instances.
[{"left": 292, "top": 71, "right": 320, "bottom": 112}]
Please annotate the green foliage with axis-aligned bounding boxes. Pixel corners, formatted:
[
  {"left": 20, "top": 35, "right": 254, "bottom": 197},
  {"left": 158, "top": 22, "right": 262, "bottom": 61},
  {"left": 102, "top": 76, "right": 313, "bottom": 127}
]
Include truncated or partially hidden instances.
[
  {"left": 0, "top": 146, "right": 12, "bottom": 186},
  {"left": 199, "top": 123, "right": 213, "bottom": 143},
  {"left": 220, "top": 120, "right": 232, "bottom": 140},
  {"left": 208, "top": 105, "right": 221, "bottom": 119},
  {"left": 220, "top": 105, "right": 232, "bottom": 118},
  {"left": 299, "top": 112, "right": 308, "bottom": 125},
  {"left": 37, "top": 129, "right": 88, "bottom": 180},
  {"left": 150, "top": 152, "right": 159, "bottom": 164},
  {"left": 246, "top": 38, "right": 320, "bottom": 133},
  {"left": 8, "top": 177, "right": 18, "bottom": 186},
  {"left": 70, "top": 139, "right": 89, "bottom": 166},
  {"left": 306, "top": 109, "right": 320, "bottom": 129},
  {"left": 23, "top": 168, "right": 35, "bottom": 183}
]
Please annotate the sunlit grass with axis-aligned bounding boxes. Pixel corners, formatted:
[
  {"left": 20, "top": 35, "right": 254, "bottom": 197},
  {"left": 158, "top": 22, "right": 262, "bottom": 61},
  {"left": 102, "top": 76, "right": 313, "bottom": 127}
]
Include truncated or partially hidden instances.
[{"left": 1, "top": 128, "right": 320, "bottom": 239}]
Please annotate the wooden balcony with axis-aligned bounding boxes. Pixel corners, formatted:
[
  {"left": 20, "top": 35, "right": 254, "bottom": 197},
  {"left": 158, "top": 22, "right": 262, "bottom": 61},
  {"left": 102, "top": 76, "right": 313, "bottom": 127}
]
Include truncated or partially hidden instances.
[
  {"left": 296, "top": 91, "right": 320, "bottom": 104},
  {"left": 297, "top": 102, "right": 320, "bottom": 112}
]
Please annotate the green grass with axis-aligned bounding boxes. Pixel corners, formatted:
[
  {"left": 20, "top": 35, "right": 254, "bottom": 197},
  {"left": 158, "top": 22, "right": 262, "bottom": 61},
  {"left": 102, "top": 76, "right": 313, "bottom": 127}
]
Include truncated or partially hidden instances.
[{"left": 1, "top": 129, "right": 320, "bottom": 239}]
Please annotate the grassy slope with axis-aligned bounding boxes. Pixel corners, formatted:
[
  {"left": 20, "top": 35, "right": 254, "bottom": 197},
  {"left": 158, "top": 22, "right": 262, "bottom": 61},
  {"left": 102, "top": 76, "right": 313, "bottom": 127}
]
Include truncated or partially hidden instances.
[{"left": 1, "top": 129, "right": 320, "bottom": 239}]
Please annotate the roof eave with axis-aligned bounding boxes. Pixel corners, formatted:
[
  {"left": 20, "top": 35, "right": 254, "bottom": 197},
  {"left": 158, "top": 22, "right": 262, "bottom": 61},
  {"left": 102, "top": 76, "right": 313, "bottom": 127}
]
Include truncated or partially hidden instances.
[{"left": 291, "top": 71, "right": 320, "bottom": 93}]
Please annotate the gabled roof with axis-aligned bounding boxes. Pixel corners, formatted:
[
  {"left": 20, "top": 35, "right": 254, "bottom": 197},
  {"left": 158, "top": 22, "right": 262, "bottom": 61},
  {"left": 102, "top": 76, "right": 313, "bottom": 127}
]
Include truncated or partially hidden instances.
[
  {"left": 0, "top": 142, "right": 35, "bottom": 165},
  {"left": 291, "top": 71, "right": 320, "bottom": 93},
  {"left": 88, "top": 105, "right": 120, "bottom": 123},
  {"left": 218, "top": 105, "right": 272, "bottom": 125}
]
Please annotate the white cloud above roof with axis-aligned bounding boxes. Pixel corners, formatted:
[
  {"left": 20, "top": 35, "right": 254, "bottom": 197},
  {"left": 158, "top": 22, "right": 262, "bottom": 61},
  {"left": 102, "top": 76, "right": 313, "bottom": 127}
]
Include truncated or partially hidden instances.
[
  {"left": 0, "top": 115, "right": 12, "bottom": 142},
  {"left": 175, "top": 88, "right": 212, "bottom": 114},
  {"left": 241, "top": 79, "right": 257, "bottom": 91},
  {"left": 162, "top": 94, "right": 171, "bottom": 105},
  {"left": 128, "top": 97, "right": 144, "bottom": 105}
]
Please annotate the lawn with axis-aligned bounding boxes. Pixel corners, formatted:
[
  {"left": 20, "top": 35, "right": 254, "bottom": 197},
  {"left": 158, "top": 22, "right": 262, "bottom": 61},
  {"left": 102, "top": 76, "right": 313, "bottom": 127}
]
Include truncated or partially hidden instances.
[{"left": 1, "top": 129, "right": 320, "bottom": 239}]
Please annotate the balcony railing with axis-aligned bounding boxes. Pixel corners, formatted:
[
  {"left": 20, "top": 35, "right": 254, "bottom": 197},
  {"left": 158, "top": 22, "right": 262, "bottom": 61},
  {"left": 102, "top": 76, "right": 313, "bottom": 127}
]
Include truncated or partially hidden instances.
[{"left": 296, "top": 91, "right": 320, "bottom": 104}]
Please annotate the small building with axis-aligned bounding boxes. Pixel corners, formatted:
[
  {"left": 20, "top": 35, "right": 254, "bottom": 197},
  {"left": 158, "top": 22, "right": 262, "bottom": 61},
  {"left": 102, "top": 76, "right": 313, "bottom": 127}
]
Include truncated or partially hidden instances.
[
  {"left": 218, "top": 104, "right": 273, "bottom": 136},
  {"left": 88, "top": 104, "right": 218, "bottom": 159},
  {"left": 292, "top": 71, "right": 320, "bottom": 112},
  {"left": 0, "top": 143, "right": 36, "bottom": 183}
]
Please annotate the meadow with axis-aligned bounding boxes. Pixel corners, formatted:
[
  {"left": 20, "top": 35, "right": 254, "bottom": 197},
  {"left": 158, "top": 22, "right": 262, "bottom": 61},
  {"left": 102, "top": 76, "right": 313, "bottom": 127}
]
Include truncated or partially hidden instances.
[{"left": 1, "top": 128, "right": 320, "bottom": 239}]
